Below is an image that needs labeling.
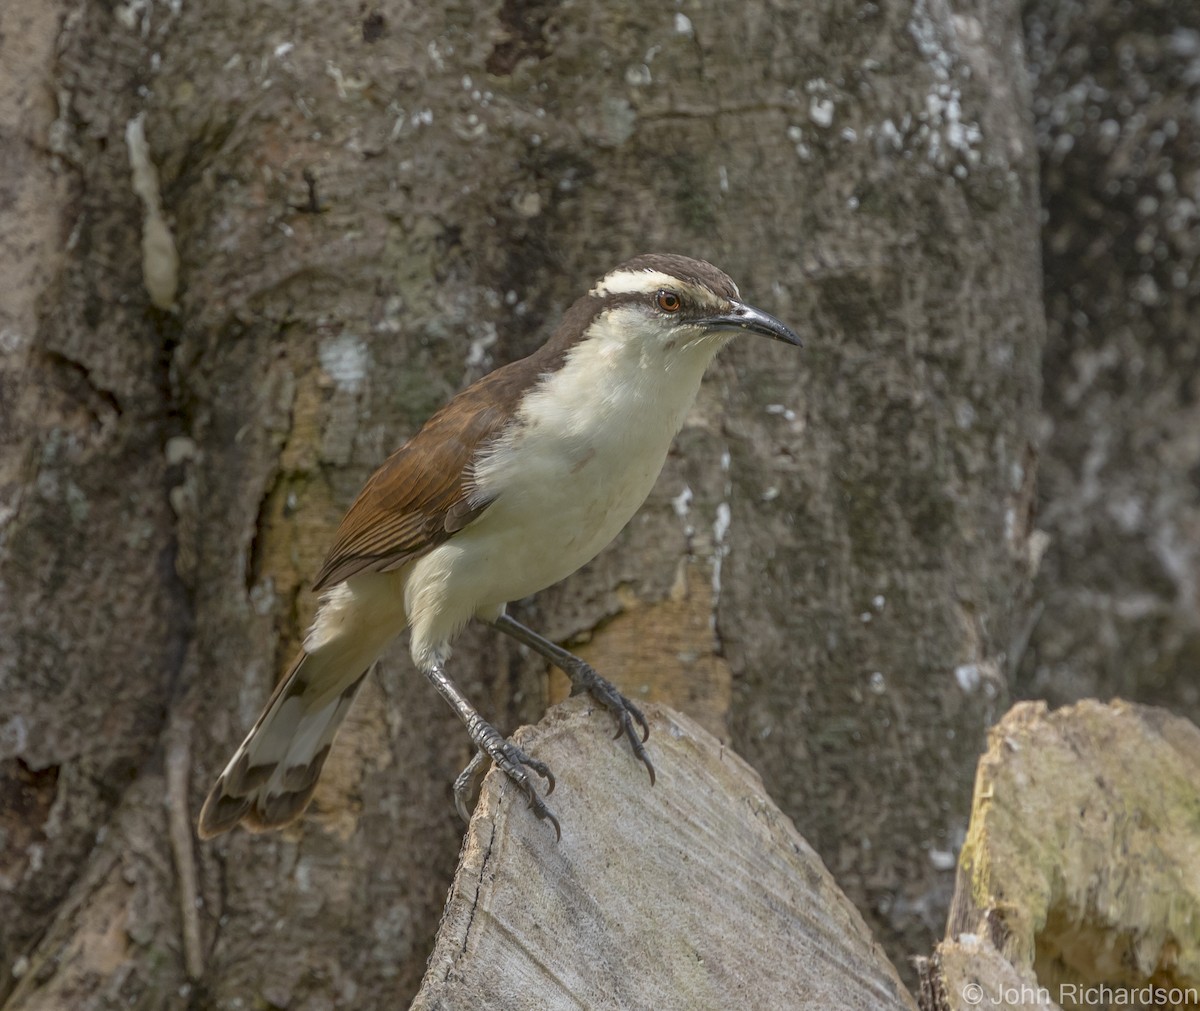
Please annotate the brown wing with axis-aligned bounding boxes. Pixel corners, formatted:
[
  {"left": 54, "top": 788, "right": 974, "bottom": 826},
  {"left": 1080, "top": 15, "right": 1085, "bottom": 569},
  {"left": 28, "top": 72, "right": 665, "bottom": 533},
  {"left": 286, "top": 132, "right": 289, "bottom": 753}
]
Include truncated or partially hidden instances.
[{"left": 311, "top": 356, "right": 547, "bottom": 592}]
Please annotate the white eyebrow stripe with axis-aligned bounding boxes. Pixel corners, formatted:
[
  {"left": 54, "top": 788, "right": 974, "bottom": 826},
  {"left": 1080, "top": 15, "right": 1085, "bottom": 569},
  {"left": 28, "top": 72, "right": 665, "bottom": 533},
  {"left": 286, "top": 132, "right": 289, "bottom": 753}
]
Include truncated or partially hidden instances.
[{"left": 590, "top": 269, "right": 680, "bottom": 297}]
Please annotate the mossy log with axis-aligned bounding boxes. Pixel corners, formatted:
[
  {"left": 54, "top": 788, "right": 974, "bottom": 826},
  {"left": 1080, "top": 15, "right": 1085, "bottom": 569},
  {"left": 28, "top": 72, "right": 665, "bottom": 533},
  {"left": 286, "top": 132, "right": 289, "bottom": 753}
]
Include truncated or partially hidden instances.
[{"left": 921, "top": 700, "right": 1200, "bottom": 1011}]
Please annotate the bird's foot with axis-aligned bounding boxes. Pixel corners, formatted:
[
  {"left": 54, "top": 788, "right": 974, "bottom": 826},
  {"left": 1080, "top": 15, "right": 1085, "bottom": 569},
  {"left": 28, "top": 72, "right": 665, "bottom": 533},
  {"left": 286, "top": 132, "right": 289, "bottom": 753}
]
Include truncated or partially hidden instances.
[
  {"left": 456, "top": 723, "right": 560, "bottom": 840},
  {"left": 486, "top": 614, "right": 656, "bottom": 783},
  {"left": 564, "top": 661, "right": 656, "bottom": 785}
]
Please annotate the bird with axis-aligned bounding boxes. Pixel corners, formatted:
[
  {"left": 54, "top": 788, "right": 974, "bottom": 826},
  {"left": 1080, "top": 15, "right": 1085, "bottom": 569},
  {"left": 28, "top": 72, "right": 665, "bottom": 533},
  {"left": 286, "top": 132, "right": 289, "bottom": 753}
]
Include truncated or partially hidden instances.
[{"left": 197, "top": 252, "right": 799, "bottom": 840}]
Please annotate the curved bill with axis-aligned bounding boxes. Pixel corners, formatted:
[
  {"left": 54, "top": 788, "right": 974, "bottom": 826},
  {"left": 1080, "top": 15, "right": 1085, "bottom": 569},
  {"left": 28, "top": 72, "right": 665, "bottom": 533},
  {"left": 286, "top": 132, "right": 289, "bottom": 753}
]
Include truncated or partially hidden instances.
[{"left": 696, "top": 300, "right": 802, "bottom": 347}]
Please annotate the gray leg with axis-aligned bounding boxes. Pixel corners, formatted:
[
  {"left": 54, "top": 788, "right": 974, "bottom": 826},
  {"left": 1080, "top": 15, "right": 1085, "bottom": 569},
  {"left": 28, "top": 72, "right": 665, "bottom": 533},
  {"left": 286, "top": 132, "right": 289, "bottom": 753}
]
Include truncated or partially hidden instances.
[
  {"left": 424, "top": 659, "right": 560, "bottom": 838},
  {"left": 489, "top": 613, "right": 656, "bottom": 785}
]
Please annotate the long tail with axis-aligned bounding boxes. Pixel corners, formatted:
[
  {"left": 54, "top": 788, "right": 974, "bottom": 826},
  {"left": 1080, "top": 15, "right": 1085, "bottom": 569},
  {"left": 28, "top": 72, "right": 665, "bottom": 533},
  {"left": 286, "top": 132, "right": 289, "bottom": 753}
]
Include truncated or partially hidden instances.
[
  {"left": 198, "top": 575, "right": 405, "bottom": 838},
  {"left": 197, "top": 652, "right": 368, "bottom": 838}
]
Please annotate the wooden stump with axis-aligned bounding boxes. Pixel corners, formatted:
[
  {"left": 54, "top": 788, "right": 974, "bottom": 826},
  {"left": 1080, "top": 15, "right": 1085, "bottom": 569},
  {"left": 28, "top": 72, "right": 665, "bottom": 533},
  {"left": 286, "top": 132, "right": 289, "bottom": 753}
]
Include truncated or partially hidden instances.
[
  {"left": 922, "top": 700, "right": 1200, "bottom": 1011},
  {"left": 411, "top": 699, "right": 917, "bottom": 1011}
]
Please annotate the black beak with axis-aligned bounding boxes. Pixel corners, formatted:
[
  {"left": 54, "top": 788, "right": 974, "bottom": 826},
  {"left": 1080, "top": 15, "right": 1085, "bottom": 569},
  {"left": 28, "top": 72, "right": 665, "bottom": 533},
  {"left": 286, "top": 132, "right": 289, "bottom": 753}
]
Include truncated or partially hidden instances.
[{"left": 696, "top": 300, "right": 801, "bottom": 347}]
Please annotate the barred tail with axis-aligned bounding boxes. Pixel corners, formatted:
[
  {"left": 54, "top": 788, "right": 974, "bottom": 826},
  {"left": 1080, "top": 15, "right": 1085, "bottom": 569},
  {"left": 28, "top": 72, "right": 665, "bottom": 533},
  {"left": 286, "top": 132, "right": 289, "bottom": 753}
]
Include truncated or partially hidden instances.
[
  {"left": 199, "top": 574, "right": 408, "bottom": 838},
  {"left": 197, "top": 651, "right": 368, "bottom": 838}
]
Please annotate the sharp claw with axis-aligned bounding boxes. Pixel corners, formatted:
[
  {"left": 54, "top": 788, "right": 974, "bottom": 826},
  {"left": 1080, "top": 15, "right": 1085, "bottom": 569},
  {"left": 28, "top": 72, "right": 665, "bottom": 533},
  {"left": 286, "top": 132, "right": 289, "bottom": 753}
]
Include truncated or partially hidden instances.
[
  {"left": 464, "top": 730, "right": 561, "bottom": 836},
  {"left": 623, "top": 719, "right": 656, "bottom": 786},
  {"left": 527, "top": 794, "right": 562, "bottom": 841},
  {"left": 522, "top": 754, "right": 556, "bottom": 794},
  {"left": 454, "top": 791, "right": 473, "bottom": 825},
  {"left": 571, "top": 666, "right": 655, "bottom": 781},
  {"left": 512, "top": 766, "right": 561, "bottom": 839},
  {"left": 633, "top": 710, "right": 650, "bottom": 743},
  {"left": 452, "top": 749, "right": 491, "bottom": 824}
]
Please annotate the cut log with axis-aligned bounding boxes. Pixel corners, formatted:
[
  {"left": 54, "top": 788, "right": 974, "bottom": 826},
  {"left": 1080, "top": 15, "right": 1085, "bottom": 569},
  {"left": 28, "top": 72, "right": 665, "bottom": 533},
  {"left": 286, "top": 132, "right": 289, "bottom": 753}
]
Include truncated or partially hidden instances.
[
  {"left": 921, "top": 700, "right": 1200, "bottom": 1011},
  {"left": 411, "top": 699, "right": 917, "bottom": 1011}
]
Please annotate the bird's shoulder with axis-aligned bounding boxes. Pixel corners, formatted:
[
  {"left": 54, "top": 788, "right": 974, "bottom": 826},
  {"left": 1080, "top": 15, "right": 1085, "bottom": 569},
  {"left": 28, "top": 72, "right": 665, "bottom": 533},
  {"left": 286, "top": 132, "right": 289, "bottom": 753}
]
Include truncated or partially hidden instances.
[{"left": 311, "top": 349, "right": 559, "bottom": 590}]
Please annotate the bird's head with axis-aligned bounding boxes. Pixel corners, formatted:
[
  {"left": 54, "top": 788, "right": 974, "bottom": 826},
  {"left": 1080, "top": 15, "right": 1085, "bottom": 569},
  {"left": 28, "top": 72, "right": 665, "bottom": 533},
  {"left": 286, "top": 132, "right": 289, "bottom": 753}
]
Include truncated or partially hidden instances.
[{"left": 578, "top": 253, "right": 800, "bottom": 359}]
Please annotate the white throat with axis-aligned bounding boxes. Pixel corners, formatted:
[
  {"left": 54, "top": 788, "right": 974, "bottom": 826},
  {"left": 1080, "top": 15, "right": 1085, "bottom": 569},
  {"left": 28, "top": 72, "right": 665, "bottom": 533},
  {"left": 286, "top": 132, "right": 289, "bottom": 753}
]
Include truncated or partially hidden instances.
[{"left": 534, "top": 310, "right": 729, "bottom": 464}]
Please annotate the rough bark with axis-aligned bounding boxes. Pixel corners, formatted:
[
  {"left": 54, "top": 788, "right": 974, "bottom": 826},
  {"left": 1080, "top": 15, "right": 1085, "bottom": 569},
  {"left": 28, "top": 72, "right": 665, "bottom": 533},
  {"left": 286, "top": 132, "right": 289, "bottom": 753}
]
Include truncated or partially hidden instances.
[
  {"left": 0, "top": 0, "right": 1042, "bottom": 1007},
  {"left": 919, "top": 700, "right": 1200, "bottom": 1011},
  {"left": 1019, "top": 0, "right": 1200, "bottom": 724},
  {"left": 717, "top": 0, "right": 1044, "bottom": 967},
  {"left": 411, "top": 700, "right": 918, "bottom": 1011}
]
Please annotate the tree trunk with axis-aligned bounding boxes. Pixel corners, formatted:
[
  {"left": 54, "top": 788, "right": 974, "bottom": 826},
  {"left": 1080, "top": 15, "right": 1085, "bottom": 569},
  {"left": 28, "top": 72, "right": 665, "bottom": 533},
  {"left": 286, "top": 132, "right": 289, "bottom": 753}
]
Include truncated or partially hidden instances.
[
  {"left": 1019, "top": 0, "right": 1200, "bottom": 725},
  {"left": 1, "top": 0, "right": 1042, "bottom": 1006}
]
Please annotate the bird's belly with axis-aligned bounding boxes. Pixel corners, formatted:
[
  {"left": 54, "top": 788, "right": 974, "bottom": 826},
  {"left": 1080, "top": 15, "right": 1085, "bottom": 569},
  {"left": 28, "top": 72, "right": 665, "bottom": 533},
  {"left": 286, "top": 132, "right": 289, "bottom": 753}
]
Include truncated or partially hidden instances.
[
  {"left": 459, "top": 436, "right": 666, "bottom": 604},
  {"left": 402, "top": 433, "right": 669, "bottom": 667},
  {"left": 403, "top": 418, "right": 673, "bottom": 650}
]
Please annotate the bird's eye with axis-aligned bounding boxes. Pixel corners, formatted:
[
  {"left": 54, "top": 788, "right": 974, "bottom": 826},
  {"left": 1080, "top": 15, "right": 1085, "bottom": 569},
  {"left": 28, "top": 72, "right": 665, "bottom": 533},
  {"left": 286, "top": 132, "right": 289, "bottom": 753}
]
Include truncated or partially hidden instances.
[{"left": 656, "top": 290, "right": 682, "bottom": 313}]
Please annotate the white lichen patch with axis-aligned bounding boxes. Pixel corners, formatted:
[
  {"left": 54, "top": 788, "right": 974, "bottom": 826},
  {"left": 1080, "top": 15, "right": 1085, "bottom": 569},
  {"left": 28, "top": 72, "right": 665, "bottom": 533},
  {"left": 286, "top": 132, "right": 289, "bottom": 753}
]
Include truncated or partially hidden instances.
[
  {"left": 0, "top": 715, "right": 29, "bottom": 755},
  {"left": 803, "top": 78, "right": 837, "bottom": 131},
  {"left": 909, "top": 0, "right": 955, "bottom": 82},
  {"left": 671, "top": 484, "right": 693, "bottom": 521},
  {"left": 465, "top": 323, "right": 498, "bottom": 371},
  {"left": 326, "top": 61, "right": 369, "bottom": 100},
  {"left": 876, "top": 117, "right": 906, "bottom": 152},
  {"left": 954, "top": 662, "right": 981, "bottom": 693},
  {"left": 625, "top": 64, "right": 652, "bottom": 87},
  {"left": 672, "top": 484, "right": 695, "bottom": 540},
  {"left": 786, "top": 125, "right": 812, "bottom": 161},
  {"left": 0, "top": 328, "right": 27, "bottom": 354},
  {"left": 114, "top": 0, "right": 152, "bottom": 34},
  {"left": 925, "top": 85, "right": 983, "bottom": 164},
  {"left": 713, "top": 500, "right": 731, "bottom": 545},
  {"left": 165, "top": 435, "right": 198, "bottom": 466},
  {"left": 892, "top": 0, "right": 985, "bottom": 171},
  {"left": 710, "top": 499, "right": 732, "bottom": 620},
  {"left": 125, "top": 113, "right": 179, "bottom": 310},
  {"left": 318, "top": 333, "right": 369, "bottom": 393}
]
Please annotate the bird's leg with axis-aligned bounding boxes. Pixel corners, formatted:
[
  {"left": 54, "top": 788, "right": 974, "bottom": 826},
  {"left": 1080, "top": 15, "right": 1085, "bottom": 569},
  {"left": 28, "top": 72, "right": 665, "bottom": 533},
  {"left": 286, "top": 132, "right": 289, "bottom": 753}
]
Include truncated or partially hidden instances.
[
  {"left": 489, "top": 613, "right": 655, "bottom": 785},
  {"left": 423, "top": 659, "right": 560, "bottom": 838}
]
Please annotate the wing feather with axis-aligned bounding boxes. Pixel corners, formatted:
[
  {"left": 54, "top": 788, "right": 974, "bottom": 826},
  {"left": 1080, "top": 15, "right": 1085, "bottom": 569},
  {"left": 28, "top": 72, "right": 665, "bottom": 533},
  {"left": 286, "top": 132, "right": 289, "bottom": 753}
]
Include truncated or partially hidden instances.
[{"left": 312, "top": 355, "right": 548, "bottom": 591}]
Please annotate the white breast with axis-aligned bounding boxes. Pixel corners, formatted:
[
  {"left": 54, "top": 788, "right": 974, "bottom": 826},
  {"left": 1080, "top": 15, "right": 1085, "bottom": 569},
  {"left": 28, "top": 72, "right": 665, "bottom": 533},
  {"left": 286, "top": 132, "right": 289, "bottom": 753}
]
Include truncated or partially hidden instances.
[{"left": 403, "top": 309, "right": 730, "bottom": 667}]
